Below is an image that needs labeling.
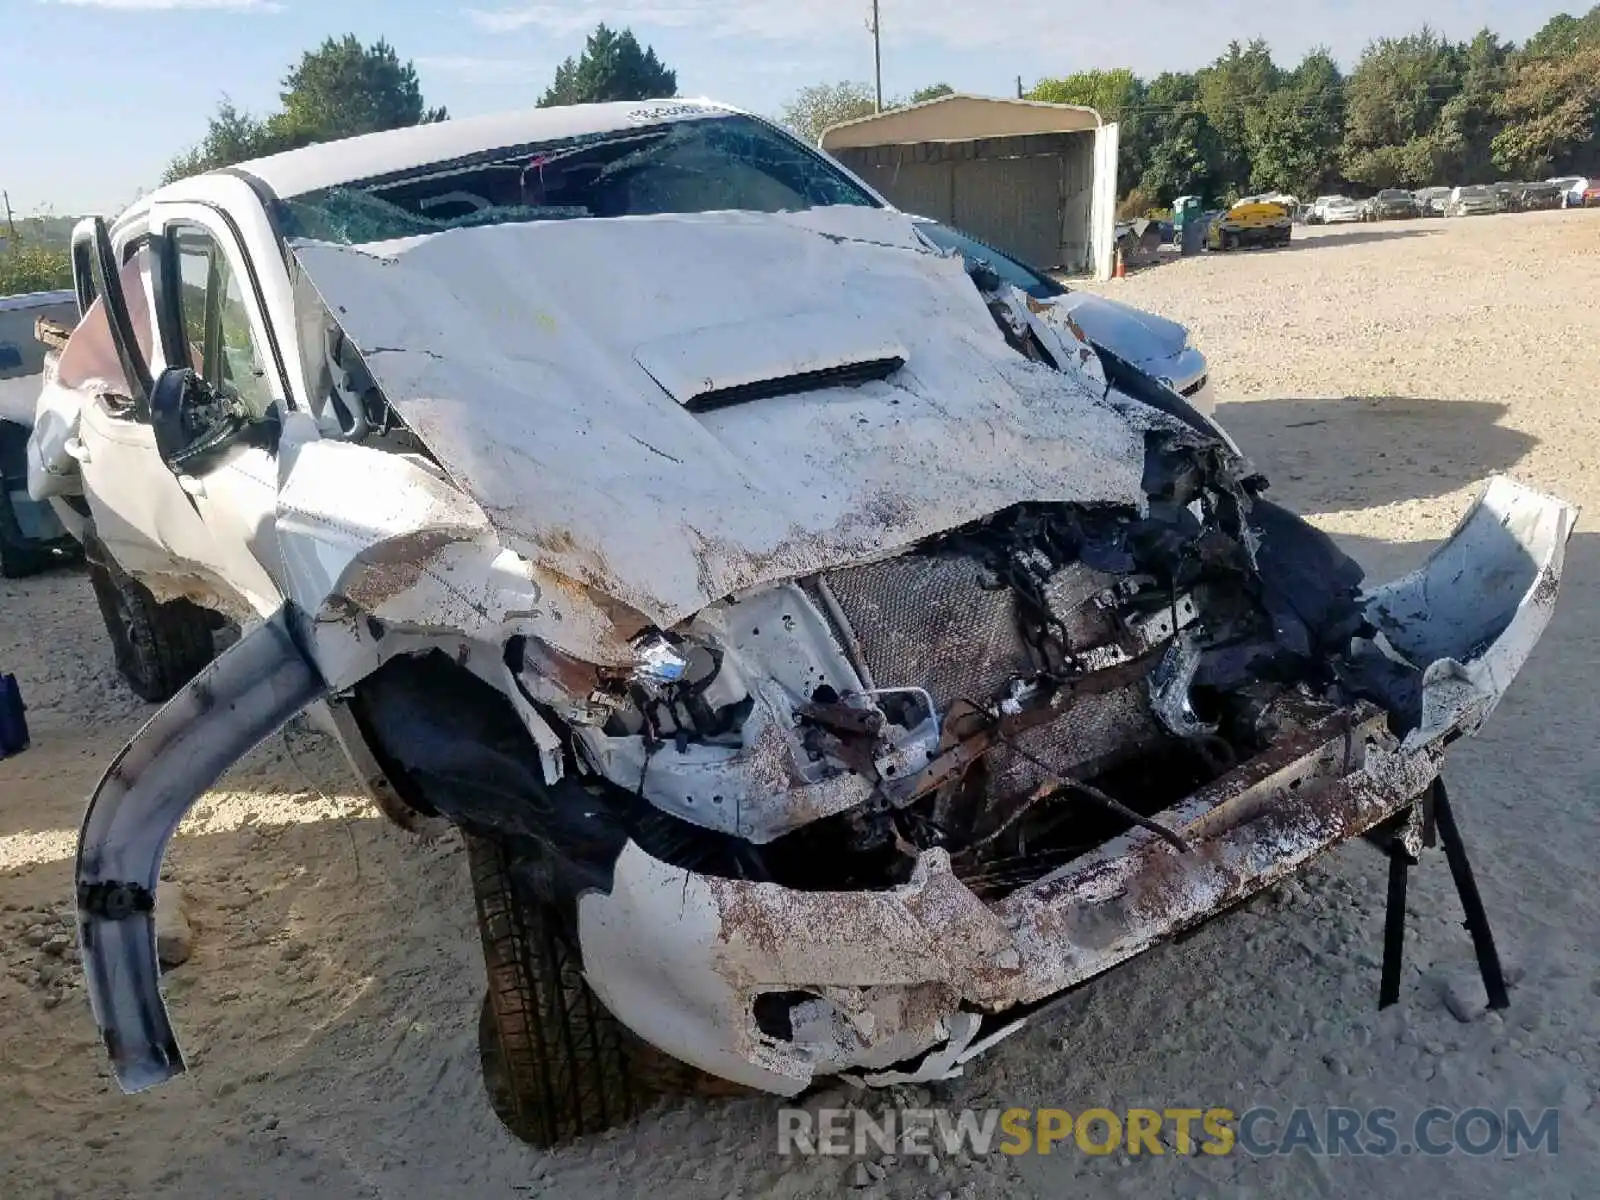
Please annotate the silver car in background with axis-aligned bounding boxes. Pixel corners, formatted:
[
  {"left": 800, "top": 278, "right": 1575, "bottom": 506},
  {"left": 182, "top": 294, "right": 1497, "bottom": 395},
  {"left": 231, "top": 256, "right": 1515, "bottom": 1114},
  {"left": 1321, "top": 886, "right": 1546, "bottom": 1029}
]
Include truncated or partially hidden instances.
[
  {"left": 1413, "top": 187, "right": 1451, "bottom": 217},
  {"left": 912, "top": 218, "right": 1215, "bottom": 415},
  {"left": 1306, "top": 195, "right": 1365, "bottom": 225},
  {"left": 1549, "top": 176, "right": 1590, "bottom": 208},
  {"left": 1448, "top": 186, "right": 1500, "bottom": 217}
]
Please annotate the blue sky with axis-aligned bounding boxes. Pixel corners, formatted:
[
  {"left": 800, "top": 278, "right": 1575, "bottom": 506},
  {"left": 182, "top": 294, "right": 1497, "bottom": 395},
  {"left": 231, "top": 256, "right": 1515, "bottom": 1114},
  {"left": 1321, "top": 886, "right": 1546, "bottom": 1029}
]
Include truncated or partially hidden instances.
[{"left": 1, "top": 0, "right": 1581, "bottom": 215}]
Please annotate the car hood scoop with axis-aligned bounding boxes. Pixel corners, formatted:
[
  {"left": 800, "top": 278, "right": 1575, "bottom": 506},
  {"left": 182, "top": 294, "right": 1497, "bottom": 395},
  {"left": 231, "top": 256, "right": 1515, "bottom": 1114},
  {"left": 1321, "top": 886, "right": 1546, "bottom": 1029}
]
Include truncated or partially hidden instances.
[
  {"left": 631, "top": 312, "right": 907, "bottom": 412},
  {"left": 290, "top": 206, "right": 1153, "bottom": 626}
]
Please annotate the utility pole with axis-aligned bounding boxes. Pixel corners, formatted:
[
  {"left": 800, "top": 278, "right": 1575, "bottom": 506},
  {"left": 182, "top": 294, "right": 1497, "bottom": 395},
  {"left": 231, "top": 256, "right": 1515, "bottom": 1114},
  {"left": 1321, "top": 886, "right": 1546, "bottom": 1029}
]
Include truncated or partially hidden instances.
[
  {"left": 870, "top": 0, "right": 883, "bottom": 112},
  {"left": 1016, "top": 75, "right": 1024, "bottom": 99},
  {"left": 1, "top": 190, "right": 17, "bottom": 245}
]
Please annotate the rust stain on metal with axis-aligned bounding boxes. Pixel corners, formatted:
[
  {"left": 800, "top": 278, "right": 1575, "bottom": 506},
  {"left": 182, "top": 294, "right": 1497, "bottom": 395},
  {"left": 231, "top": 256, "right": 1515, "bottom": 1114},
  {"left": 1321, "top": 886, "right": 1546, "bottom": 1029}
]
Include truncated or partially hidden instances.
[
  {"left": 341, "top": 526, "right": 480, "bottom": 609},
  {"left": 1530, "top": 565, "right": 1559, "bottom": 609}
]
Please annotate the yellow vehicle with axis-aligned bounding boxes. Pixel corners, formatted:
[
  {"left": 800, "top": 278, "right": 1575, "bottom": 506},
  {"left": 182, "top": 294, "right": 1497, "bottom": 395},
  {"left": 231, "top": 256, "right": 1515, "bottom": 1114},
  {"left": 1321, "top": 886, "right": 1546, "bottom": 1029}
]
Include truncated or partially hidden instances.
[{"left": 1206, "top": 200, "right": 1292, "bottom": 251}]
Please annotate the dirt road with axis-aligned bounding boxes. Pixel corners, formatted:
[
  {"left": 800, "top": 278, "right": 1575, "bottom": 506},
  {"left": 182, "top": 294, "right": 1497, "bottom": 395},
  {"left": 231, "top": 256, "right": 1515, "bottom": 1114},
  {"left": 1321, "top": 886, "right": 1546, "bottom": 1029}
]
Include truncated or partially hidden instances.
[{"left": 3, "top": 210, "right": 1598, "bottom": 1198}]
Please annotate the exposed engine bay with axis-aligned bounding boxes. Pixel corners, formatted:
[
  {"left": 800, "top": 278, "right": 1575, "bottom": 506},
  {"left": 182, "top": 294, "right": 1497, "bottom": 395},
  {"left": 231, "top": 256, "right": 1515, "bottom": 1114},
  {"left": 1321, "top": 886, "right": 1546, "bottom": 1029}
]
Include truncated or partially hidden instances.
[{"left": 346, "top": 389, "right": 1395, "bottom": 908}]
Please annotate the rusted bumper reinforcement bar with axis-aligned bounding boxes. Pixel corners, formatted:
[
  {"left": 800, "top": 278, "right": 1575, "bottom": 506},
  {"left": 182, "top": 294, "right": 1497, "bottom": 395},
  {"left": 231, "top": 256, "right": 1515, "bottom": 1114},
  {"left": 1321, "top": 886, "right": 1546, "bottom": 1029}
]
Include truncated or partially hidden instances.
[{"left": 578, "top": 702, "right": 1446, "bottom": 1094}]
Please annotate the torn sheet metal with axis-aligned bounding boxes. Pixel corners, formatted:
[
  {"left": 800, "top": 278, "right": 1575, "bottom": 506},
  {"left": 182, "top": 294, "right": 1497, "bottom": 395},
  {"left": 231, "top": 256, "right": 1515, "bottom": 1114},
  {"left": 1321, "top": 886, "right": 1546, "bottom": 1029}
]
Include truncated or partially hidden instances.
[
  {"left": 1359, "top": 475, "right": 1576, "bottom": 750},
  {"left": 578, "top": 704, "right": 1435, "bottom": 1094},
  {"left": 573, "top": 481, "right": 1575, "bottom": 1092},
  {"left": 272, "top": 413, "right": 641, "bottom": 676},
  {"left": 76, "top": 608, "right": 326, "bottom": 1093},
  {"left": 289, "top": 208, "right": 1149, "bottom": 629}
]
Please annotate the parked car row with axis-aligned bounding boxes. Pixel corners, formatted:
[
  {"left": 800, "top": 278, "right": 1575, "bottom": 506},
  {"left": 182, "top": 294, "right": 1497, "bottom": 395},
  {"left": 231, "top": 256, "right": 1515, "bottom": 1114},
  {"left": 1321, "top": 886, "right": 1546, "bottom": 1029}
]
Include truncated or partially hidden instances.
[
  {"left": 1304, "top": 195, "right": 1364, "bottom": 224},
  {"left": 1303, "top": 177, "right": 1596, "bottom": 224},
  {"left": 1548, "top": 176, "right": 1600, "bottom": 208}
]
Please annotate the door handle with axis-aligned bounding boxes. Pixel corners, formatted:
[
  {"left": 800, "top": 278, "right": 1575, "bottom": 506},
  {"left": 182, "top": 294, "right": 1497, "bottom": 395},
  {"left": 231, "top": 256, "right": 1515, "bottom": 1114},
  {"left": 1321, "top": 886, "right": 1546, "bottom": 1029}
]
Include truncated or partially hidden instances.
[
  {"left": 64, "top": 437, "right": 91, "bottom": 464},
  {"left": 177, "top": 474, "right": 206, "bottom": 498}
]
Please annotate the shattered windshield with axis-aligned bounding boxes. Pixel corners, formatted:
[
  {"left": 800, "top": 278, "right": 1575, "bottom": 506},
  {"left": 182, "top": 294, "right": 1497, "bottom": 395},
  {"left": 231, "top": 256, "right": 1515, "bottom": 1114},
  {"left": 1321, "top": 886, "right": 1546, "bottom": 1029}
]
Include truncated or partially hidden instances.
[{"left": 276, "top": 114, "right": 879, "bottom": 245}]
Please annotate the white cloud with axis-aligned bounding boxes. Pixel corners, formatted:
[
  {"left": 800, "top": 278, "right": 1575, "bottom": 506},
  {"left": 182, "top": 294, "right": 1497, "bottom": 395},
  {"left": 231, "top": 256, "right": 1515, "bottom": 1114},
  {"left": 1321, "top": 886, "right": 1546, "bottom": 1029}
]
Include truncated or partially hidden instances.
[
  {"left": 41, "top": 0, "right": 284, "bottom": 10},
  {"left": 466, "top": 3, "right": 707, "bottom": 36},
  {"left": 460, "top": 0, "right": 1524, "bottom": 66},
  {"left": 462, "top": 0, "right": 1124, "bottom": 50}
]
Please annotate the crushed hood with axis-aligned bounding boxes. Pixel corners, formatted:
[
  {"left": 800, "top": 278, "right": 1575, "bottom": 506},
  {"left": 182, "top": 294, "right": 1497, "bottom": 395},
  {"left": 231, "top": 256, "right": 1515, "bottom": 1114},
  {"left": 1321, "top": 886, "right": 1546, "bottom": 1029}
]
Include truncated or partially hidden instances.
[{"left": 292, "top": 206, "right": 1156, "bottom": 627}]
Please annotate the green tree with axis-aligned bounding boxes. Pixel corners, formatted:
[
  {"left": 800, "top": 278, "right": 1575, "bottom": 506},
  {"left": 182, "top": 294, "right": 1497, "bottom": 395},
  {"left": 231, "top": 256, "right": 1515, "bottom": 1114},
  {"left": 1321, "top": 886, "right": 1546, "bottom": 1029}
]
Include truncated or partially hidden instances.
[
  {"left": 778, "top": 81, "right": 878, "bottom": 144},
  {"left": 1492, "top": 6, "right": 1600, "bottom": 176},
  {"left": 1136, "top": 72, "right": 1227, "bottom": 203},
  {"left": 1340, "top": 29, "right": 1463, "bottom": 187},
  {"left": 538, "top": 25, "right": 677, "bottom": 107},
  {"left": 276, "top": 35, "right": 445, "bottom": 143},
  {"left": 1492, "top": 44, "right": 1600, "bottom": 174},
  {"left": 907, "top": 83, "right": 956, "bottom": 104},
  {"left": 1432, "top": 31, "right": 1511, "bottom": 184},
  {"left": 1197, "top": 40, "right": 1283, "bottom": 196},
  {"left": 164, "top": 37, "right": 446, "bottom": 183},
  {"left": 1028, "top": 68, "right": 1141, "bottom": 117},
  {"left": 1522, "top": 6, "right": 1600, "bottom": 58},
  {"left": 163, "top": 99, "right": 285, "bottom": 184},
  {"left": 0, "top": 243, "right": 72, "bottom": 295},
  {"left": 1247, "top": 50, "right": 1345, "bottom": 196}
]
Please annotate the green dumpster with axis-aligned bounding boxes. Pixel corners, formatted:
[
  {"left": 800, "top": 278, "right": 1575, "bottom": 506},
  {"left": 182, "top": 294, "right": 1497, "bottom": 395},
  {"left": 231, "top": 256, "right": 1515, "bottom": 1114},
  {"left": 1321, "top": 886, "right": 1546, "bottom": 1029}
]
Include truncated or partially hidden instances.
[{"left": 1173, "top": 195, "right": 1205, "bottom": 256}]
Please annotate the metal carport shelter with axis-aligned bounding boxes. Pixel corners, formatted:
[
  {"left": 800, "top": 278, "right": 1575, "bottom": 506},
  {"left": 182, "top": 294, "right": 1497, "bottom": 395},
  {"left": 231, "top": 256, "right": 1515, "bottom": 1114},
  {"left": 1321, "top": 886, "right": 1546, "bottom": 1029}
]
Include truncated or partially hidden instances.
[{"left": 819, "top": 94, "right": 1121, "bottom": 281}]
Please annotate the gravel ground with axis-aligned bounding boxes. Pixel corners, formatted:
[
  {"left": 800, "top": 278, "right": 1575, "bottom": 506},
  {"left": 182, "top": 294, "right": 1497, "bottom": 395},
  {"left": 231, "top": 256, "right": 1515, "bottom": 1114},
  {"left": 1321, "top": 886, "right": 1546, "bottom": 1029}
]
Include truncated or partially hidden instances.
[{"left": 2, "top": 210, "right": 1598, "bottom": 1198}]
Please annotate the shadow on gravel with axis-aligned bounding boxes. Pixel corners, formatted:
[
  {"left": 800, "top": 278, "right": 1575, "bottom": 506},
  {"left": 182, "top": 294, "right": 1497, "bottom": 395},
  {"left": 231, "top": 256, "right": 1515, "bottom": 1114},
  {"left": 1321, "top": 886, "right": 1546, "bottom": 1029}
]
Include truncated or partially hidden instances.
[
  {"left": 1216, "top": 395, "right": 1537, "bottom": 510},
  {"left": 1292, "top": 226, "right": 1440, "bottom": 250}
]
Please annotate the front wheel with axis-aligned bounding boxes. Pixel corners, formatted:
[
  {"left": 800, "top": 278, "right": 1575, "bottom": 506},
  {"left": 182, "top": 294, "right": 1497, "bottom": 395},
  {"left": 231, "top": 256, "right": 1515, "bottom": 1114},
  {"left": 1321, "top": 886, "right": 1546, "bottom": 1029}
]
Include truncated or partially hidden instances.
[
  {"left": 467, "top": 835, "right": 736, "bottom": 1147},
  {"left": 86, "top": 558, "right": 216, "bottom": 702}
]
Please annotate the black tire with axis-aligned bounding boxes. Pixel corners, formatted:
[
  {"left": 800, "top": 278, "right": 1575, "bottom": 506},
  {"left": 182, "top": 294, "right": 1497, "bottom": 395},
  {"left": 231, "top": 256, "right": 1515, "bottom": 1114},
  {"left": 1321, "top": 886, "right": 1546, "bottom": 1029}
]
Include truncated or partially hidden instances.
[
  {"left": 466, "top": 834, "right": 740, "bottom": 1146},
  {"left": 86, "top": 558, "right": 216, "bottom": 702},
  {"left": 468, "top": 831, "right": 638, "bottom": 1146}
]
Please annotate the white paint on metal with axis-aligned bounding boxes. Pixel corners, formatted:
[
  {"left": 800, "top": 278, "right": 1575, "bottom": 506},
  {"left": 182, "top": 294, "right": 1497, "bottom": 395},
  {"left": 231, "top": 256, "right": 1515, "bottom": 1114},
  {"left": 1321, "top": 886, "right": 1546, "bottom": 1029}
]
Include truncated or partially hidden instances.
[
  {"left": 290, "top": 207, "right": 1148, "bottom": 630},
  {"left": 1089, "top": 122, "right": 1121, "bottom": 281},
  {"left": 1361, "top": 475, "right": 1578, "bottom": 749}
]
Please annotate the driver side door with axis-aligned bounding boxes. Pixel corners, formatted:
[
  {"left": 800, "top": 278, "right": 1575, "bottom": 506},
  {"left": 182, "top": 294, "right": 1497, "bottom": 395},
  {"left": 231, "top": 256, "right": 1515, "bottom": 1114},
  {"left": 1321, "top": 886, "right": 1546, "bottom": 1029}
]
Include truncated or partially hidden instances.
[{"left": 73, "top": 209, "right": 284, "bottom": 617}]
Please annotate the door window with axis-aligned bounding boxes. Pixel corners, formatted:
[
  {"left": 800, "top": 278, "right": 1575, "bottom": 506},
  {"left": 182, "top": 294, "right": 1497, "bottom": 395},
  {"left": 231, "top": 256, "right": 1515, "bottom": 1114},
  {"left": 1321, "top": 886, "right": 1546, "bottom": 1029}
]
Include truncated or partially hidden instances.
[
  {"left": 169, "top": 225, "right": 275, "bottom": 421},
  {"left": 55, "top": 243, "right": 156, "bottom": 404}
]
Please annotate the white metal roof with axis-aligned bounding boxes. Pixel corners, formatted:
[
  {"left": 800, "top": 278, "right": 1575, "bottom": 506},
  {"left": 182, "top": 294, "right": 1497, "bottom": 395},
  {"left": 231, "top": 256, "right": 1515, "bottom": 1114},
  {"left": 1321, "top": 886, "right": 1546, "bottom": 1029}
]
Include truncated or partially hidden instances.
[
  {"left": 227, "top": 98, "right": 740, "bottom": 201},
  {"left": 819, "top": 93, "right": 1102, "bottom": 151}
]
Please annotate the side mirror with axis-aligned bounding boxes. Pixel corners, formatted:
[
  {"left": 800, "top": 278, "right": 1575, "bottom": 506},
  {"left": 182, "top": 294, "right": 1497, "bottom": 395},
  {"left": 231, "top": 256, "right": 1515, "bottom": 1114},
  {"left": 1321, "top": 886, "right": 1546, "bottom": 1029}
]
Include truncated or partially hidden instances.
[{"left": 150, "top": 367, "right": 248, "bottom": 477}]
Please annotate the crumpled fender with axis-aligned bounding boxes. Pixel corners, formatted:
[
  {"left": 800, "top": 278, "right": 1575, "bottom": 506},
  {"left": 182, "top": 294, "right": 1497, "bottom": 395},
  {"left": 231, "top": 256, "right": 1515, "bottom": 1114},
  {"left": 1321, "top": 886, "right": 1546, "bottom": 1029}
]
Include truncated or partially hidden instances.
[
  {"left": 1362, "top": 475, "right": 1577, "bottom": 748},
  {"left": 76, "top": 607, "right": 326, "bottom": 1092}
]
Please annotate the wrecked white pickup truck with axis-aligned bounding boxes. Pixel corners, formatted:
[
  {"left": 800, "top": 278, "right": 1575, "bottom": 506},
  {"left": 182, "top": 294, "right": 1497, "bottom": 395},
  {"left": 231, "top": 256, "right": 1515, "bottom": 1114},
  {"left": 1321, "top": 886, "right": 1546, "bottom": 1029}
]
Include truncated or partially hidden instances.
[{"left": 28, "top": 100, "right": 1575, "bottom": 1147}]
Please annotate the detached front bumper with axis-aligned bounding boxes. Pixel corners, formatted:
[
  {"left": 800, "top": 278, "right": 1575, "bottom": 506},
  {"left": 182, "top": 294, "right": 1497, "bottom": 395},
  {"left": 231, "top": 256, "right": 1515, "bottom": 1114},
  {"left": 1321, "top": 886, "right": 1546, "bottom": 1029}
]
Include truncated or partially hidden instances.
[{"left": 578, "top": 477, "right": 1576, "bottom": 1095}]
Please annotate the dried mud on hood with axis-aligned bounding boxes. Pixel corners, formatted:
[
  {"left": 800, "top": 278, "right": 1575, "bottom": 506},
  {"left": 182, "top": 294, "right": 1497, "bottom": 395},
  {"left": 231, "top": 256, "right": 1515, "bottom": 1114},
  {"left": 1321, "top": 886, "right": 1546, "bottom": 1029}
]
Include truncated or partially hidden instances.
[{"left": 290, "top": 207, "right": 1154, "bottom": 626}]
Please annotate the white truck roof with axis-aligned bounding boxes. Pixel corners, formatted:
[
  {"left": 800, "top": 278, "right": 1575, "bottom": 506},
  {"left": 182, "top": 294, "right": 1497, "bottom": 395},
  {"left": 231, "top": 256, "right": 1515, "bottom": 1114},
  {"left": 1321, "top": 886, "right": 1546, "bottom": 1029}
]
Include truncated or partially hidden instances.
[{"left": 175, "top": 99, "right": 742, "bottom": 204}]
